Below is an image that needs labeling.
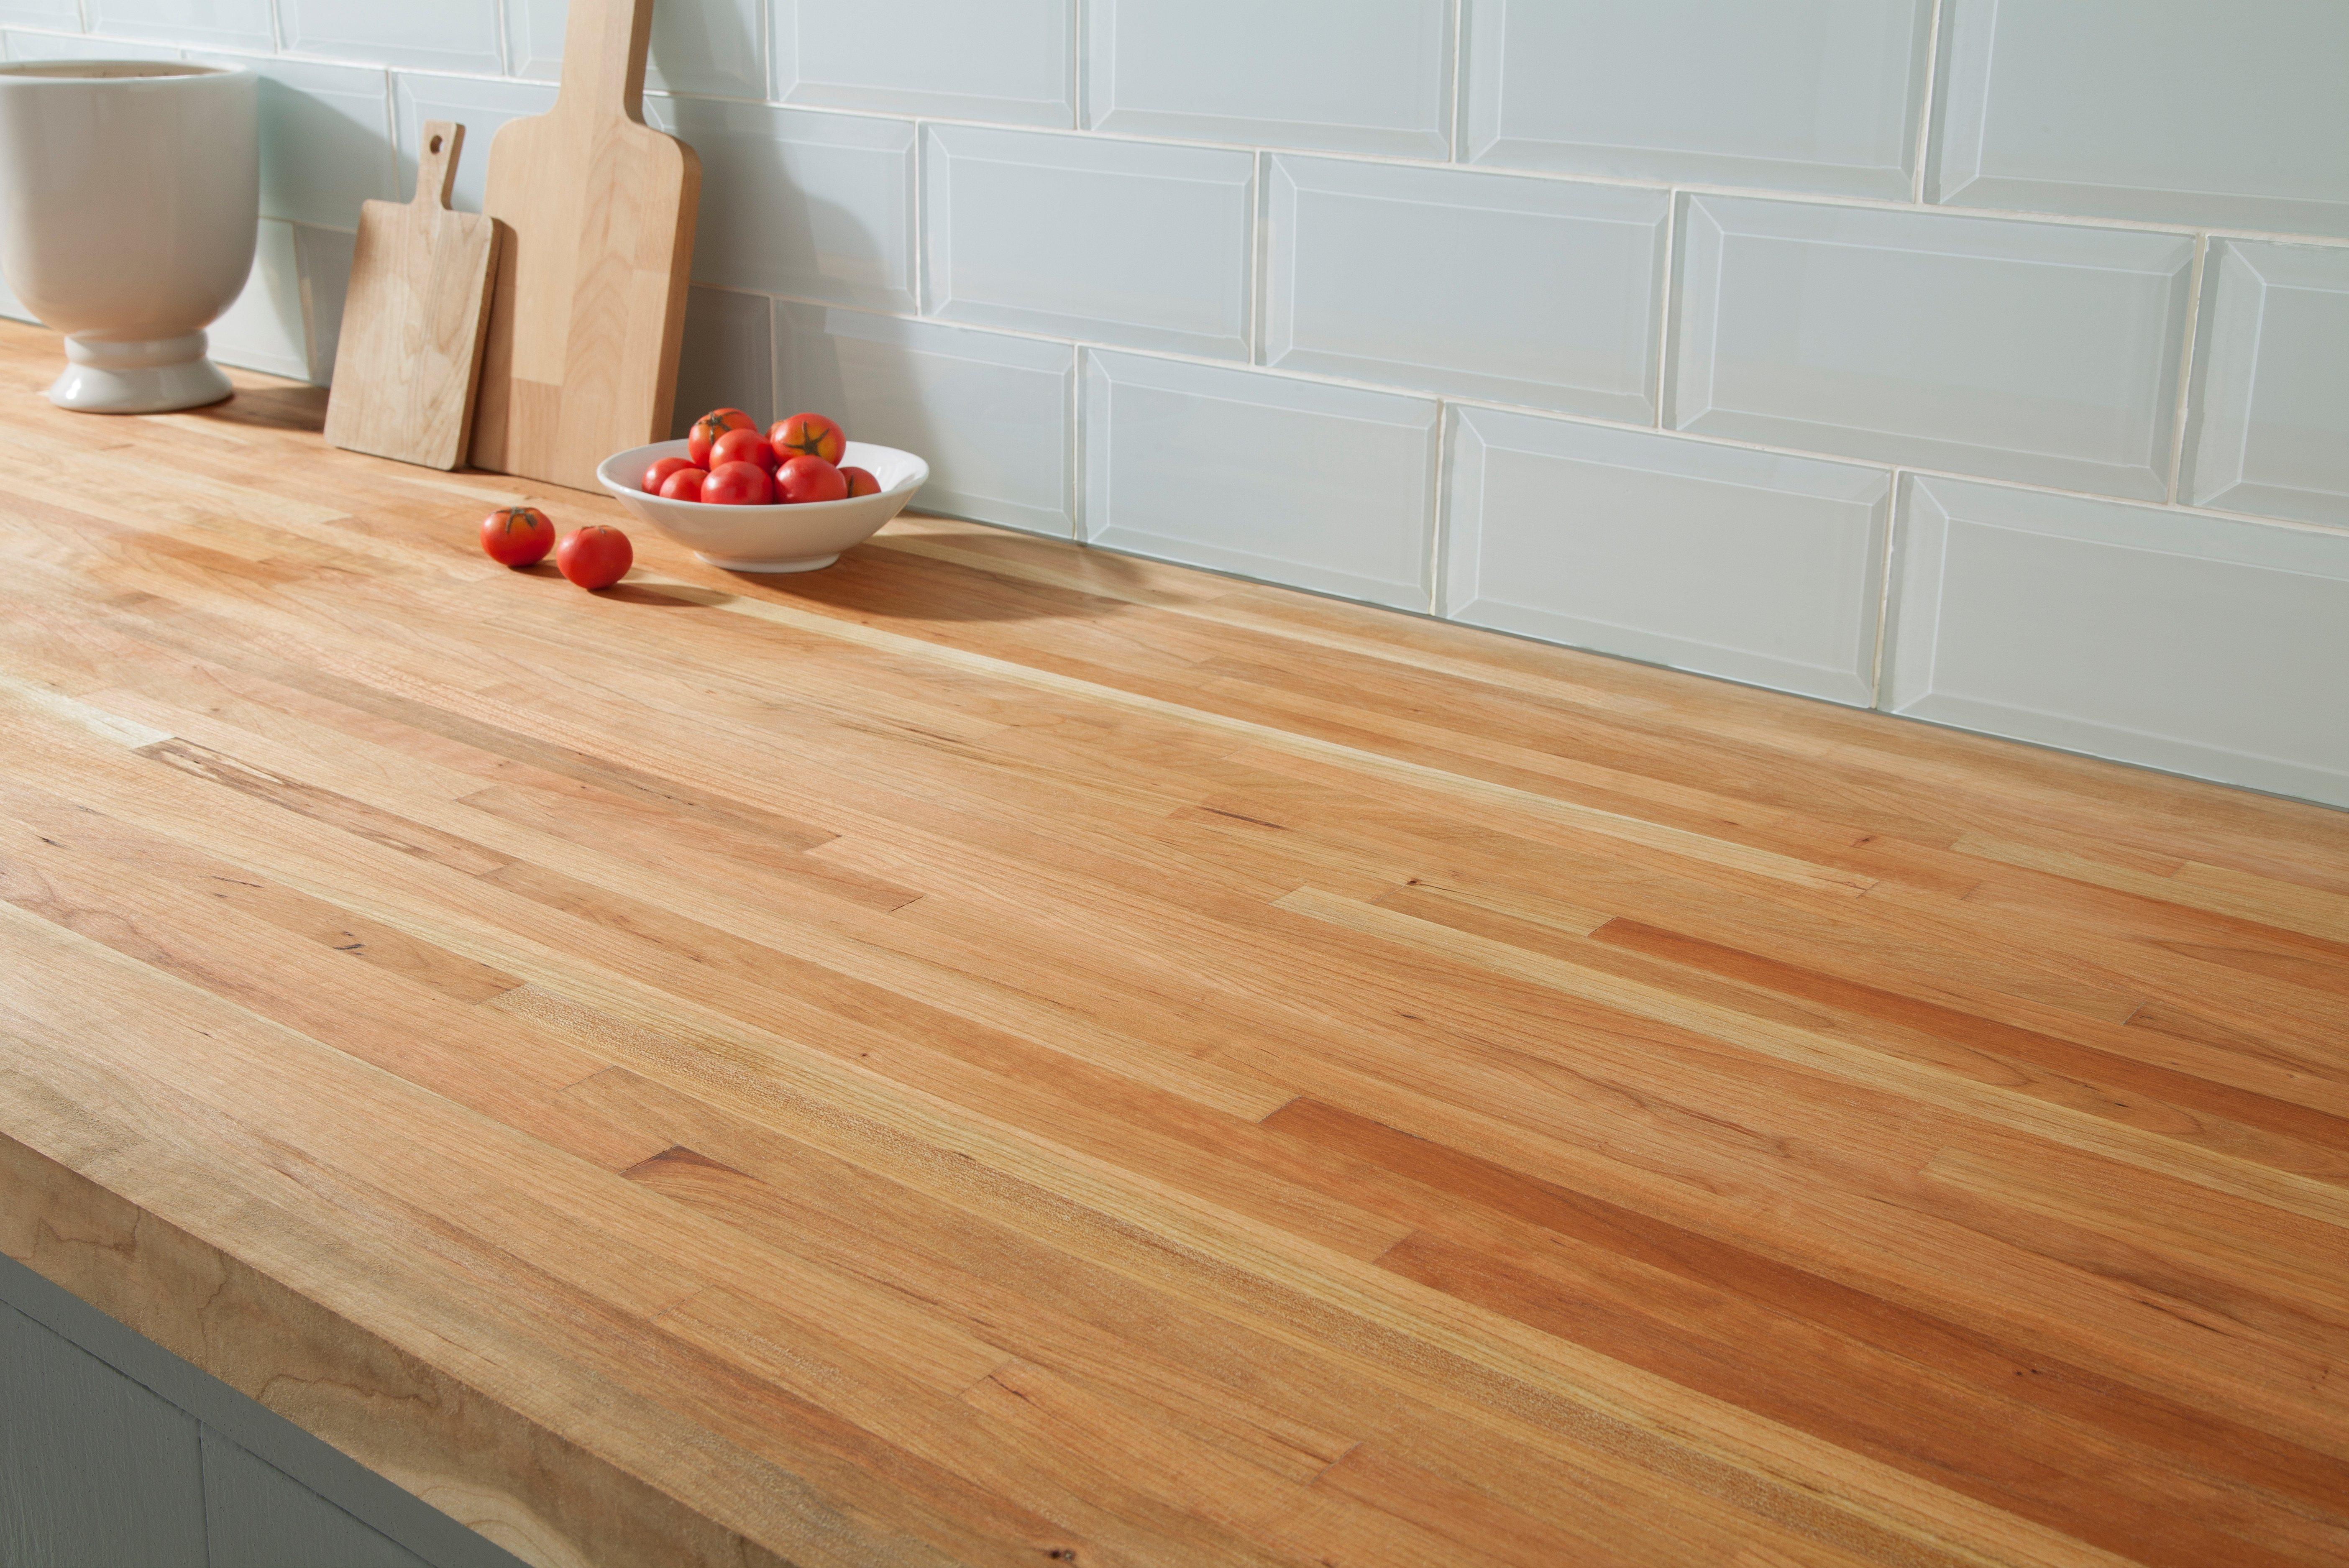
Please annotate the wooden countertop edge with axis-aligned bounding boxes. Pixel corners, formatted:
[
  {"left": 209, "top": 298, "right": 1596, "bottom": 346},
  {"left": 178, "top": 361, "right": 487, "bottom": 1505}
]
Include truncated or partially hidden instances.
[{"left": 0, "top": 1132, "right": 799, "bottom": 1568}]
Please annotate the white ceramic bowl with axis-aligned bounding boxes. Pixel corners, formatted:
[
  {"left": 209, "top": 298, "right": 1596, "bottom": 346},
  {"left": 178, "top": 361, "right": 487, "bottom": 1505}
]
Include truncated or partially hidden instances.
[{"left": 595, "top": 440, "right": 929, "bottom": 573}]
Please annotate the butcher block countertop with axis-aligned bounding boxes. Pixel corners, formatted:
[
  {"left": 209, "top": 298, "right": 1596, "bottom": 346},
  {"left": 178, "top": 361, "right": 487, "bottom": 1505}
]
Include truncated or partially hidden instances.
[{"left": 1, "top": 320, "right": 2346, "bottom": 1568}]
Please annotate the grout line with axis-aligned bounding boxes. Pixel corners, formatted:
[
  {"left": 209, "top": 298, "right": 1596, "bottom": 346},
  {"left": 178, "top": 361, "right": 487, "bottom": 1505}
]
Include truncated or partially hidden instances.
[
  {"left": 1068, "top": 0, "right": 1083, "bottom": 128},
  {"left": 1248, "top": 150, "right": 1268, "bottom": 365},
  {"left": 1911, "top": 0, "right": 1944, "bottom": 205},
  {"left": 2165, "top": 233, "right": 2208, "bottom": 504},
  {"left": 911, "top": 120, "right": 928, "bottom": 316},
  {"left": 1447, "top": 0, "right": 1466, "bottom": 163},
  {"left": 695, "top": 287, "right": 2349, "bottom": 540},
  {"left": 1869, "top": 473, "right": 1903, "bottom": 707},
  {"left": 1652, "top": 189, "right": 1676, "bottom": 427},
  {"left": 1427, "top": 402, "right": 1451, "bottom": 615}
]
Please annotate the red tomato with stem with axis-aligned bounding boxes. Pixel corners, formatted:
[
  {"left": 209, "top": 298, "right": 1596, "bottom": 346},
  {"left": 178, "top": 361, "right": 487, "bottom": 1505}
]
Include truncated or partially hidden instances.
[
  {"left": 775, "top": 454, "right": 847, "bottom": 504},
  {"left": 480, "top": 506, "right": 555, "bottom": 566},
  {"left": 839, "top": 466, "right": 881, "bottom": 498},
  {"left": 556, "top": 525, "right": 632, "bottom": 589},
  {"left": 704, "top": 460, "right": 774, "bottom": 506},
  {"left": 658, "top": 467, "right": 709, "bottom": 502},
  {"left": 769, "top": 412, "right": 844, "bottom": 466},
  {"left": 643, "top": 455, "right": 694, "bottom": 494},
  {"left": 709, "top": 427, "right": 776, "bottom": 473},
  {"left": 687, "top": 408, "right": 756, "bottom": 467}
]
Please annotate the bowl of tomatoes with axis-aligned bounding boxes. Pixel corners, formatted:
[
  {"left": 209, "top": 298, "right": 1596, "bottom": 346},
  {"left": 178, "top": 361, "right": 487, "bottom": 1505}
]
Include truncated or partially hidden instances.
[{"left": 596, "top": 408, "right": 928, "bottom": 573}]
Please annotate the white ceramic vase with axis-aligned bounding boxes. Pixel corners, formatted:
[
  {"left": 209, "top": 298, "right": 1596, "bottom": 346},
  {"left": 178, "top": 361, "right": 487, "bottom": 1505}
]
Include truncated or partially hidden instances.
[{"left": 0, "top": 61, "right": 258, "bottom": 414}]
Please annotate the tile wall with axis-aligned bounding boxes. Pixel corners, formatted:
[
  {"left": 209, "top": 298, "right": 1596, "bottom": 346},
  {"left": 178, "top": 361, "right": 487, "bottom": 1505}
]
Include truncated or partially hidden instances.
[{"left": 4, "top": 0, "right": 2345, "bottom": 806}]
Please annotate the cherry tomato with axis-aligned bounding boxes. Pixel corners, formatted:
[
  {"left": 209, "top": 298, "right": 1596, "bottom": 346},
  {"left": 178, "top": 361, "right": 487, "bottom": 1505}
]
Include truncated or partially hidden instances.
[
  {"left": 704, "top": 460, "right": 774, "bottom": 506},
  {"left": 687, "top": 408, "right": 756, "bottom": 467},
  {"left": 480, "top": 505, "right": 555, "bottom": 566},
  {"left": 643, "top": 455, "right": 694, "bottom": 494},
  {"left": 709, "top": 426, "right": 776, "bottom": 473},
  {"left": 555, "top": 524, "right": 632, "bottom": 590},
  {"left": 839, "top": 465, "right": 881, "bottom": 498},
  {"left": 658, "top": 467, "right": 709, "bottom": 502},
  {"left": 769, "top": 412, "right": 844, "bottom": 466},
  {"left": 775, "top": 454, "right": 847, "bottom": 505}
]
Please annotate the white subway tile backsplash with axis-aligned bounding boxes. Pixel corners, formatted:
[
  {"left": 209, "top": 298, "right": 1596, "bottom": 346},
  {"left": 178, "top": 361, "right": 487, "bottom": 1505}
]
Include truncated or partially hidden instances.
[
  {"left": 1668, "top": 196, "right": 2193, "bottom": 499},
  {"left": 1930, "top": 0, "right": 2349, "bottom": 236},
  {"left": 1087, "top": 0, "right": 1449, "bottom": 159},
  {"left": 2180, "top": 240, "right": 2349, "bottom": 530},
  {"left": 84, "top": 0, "right": 267, "bottom": 50},
  {"left": 773, "top": 0, "right": 1072, "bottom": 126},
  {"left": 512, "top": 0, "right": 764, "bottom": 102},
  {"left": 1264, "top": 156, "right": 1664, "bottom": 422},
  {"left": 649, "top": 97, "right": 916, "bottom": 312},
  {"left": 1885, "top": 477, "right": 2349, "bottom": 806},
  {"left": 779, "top": 304, "right": 1075, "bottom": 536},
  {"left": 391, "top": 74, "right": 555, "bottom": 214},
  {"left": 283, "top": 0, "right": 502, "bottom": 77},
  {"left": 187, "top": 56, "right": 393, "bottom": 232},
  {"left": 209, "top": 219, "right": 312, "bottom": 381},
  {"left": 925, "top": 127, "right": 1254, "bottom": 359},
  {"left": 670, "top": 286, "right": 774, "bottom": 437},
  {"left": 1082, "top": 350, "right": 1437, "bottom": 608},
  {"left": 1463, "top": 0, "right": 1929, "bottom": 199},
  {"left": 1446, "top": 409, "right": 1890, "bottom": 704}
]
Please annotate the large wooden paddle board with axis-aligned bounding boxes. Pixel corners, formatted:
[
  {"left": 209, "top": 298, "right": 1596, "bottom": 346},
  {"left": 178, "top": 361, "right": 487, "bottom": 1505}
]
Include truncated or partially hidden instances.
[{"left": 470, "top": 0, "right": 699, "bottom": 491}]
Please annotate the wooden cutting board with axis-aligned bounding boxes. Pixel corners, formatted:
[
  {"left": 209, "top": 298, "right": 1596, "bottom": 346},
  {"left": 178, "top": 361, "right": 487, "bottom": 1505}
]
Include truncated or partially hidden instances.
[
  {"left": 469, "top": 0, "right": 700, "bottom": 491},
  {"left": 322, "top": 122, "right": 499, "bottom": 471}
]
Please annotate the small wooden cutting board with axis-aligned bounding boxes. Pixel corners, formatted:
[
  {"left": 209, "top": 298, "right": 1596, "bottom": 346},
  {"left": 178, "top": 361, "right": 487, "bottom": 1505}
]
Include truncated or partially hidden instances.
[
  {"left": 323, "top": 122, "right": 500, "bottom": 471},
  {"left": 469, "top": 0, "right": 700, "bottom": 492}
]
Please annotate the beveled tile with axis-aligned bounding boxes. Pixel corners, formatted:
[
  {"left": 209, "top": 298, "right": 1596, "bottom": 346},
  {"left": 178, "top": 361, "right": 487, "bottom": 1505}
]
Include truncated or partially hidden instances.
[
  {"left": 924, "top": 125, "right": 1252, "bottom": 359},
  {"left": 186, "top": 54, "right": 394, "bottom": 231},
  {"left": 210, "top": 219, "right": 312, "bottom": 381},
  {"left": 2180, "top": 240, "right": 2349, "bottom": 528},
  {"left": 512, "top": 0, "right": 764, "bottom": 102},
  {"left": 1930, "top": 0, "right": 2349, "bottom": 235},
  {"left": 1264, "top": 155, "right": 1664, "bottom": 419},
  {"left": 1668, "top": 194, "right": 2193, "bottom": 499},
  {"left": 1082, "top": 349, "right": 1437, "bottom": 607},
  {"left": 1885, "top": 476, "right": 2349, "bottom": 807},
  {"left": 670, "top": 286, "right": 774, "bottom": 438},
  {"left": 1446, "top": 408, "right": 1889, "bottom": 703},
  {"left": 282, "top": 0, "right": 502, "bottom": 76},
  {"left": 1464, "top": 0, "right": 1929, "bottom": 198},
  {"left": 773, "top": 0, "right": 1071, "bottom": 126},
  {"left": 778, "top": 304, "right": 1074, "bottom": 536},
  {"left": 82, "top": 0, "right": 267, "bottom": 49},
  {"left": 1087, "top": 0, "right": 1449, "bottom": 158},
  {"left": 648, "top": 97, "right": 916, "bottom": 312}
]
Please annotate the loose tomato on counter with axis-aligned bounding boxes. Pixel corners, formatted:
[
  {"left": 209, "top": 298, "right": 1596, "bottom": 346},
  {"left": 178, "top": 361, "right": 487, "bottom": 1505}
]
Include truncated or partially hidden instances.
[
  {"left": 686, "top": 407, "right": 756, "bottom": 467},
  {"left": 556, "top": 524, "right": 633, "bottom": 590},
  {"left": 840, "top": 466, "right": 880, "bottom": 497},
  {"left": 480, "top": 505, "right": 555, "bottom": 566},
  {"left": 770, "top": 412, "right": 844, "bottom": 466},
  {"left": 704, "top": 460, "right": 774, "bottom": 506}
]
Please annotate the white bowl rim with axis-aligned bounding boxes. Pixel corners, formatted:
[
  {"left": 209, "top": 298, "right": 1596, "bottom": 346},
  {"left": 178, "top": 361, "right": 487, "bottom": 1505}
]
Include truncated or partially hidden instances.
[{"left": 595, "top": 438, "right": 928, "bottom": 518}]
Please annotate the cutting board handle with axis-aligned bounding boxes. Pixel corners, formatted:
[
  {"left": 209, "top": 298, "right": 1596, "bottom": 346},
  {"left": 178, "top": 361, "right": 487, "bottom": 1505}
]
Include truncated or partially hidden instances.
[
  {"left": 412, "top": 121, "right": 464, "bottom": 211},
  {"left": 553, "top": 0, "right": 656, "bottom": 126}
]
